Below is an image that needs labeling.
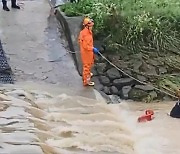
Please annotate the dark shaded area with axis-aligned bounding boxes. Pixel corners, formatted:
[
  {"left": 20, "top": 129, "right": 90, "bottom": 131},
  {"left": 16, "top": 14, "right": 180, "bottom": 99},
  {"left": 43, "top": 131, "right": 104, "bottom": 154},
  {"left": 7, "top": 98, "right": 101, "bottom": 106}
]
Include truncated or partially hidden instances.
[
  {"left": 170, "top": 101, "right": 180, "bottom": 118},
  {"left": 0, "top": 40, "right": 14, "bottom": 84}
]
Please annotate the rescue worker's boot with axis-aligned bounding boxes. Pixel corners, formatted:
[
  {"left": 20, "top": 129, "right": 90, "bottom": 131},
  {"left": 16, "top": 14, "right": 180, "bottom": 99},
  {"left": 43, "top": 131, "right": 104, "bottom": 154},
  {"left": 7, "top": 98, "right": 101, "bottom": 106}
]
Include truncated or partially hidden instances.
[
  {"left": 11, "top": 0, "right": 20, "bottom": 9},
  {"left": 88, "top": 81, "right": 95, "bottom": 86},
  {"left": 2, "top": 1, "right": 10, "bottom": 11},
  {"left": 83, "top": 80, "right": 95, "bottom": 86}
]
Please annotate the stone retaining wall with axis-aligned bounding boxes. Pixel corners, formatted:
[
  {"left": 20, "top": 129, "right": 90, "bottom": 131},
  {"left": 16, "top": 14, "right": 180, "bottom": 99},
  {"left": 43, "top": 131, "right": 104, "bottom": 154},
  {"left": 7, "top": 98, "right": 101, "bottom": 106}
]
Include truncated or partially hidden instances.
[
  {"left": 91, "top": 56, "right": 160, "bottom": 102},
  {"left": 55, "top": 8, "right": 168, "bottom": 102}
]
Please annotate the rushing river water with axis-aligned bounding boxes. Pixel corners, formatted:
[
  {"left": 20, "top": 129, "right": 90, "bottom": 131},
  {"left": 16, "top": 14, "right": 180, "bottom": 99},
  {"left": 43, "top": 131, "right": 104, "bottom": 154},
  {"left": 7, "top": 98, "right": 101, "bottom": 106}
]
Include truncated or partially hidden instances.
[{"left": 0, "top": 84, "right": 180, "bottom": 154}]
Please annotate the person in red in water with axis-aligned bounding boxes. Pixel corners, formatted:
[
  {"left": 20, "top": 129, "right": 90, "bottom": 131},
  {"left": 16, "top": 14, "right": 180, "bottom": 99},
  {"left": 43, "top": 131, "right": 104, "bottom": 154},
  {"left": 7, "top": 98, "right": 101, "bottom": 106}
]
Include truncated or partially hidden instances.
[
  {"left": 138, "top": 109, "right": 154, "bottom": 122},
  {"left": 78, "top": 17, "right": 99, "bottom": 86}
]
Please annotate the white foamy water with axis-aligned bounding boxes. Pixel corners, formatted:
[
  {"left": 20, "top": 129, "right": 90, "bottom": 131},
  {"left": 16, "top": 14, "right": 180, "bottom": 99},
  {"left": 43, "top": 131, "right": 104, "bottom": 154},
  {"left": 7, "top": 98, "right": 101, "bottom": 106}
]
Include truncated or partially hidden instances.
[
  {"left": 28, "top": 94, "right": 180, "bottom": 154},
  {"left": 1, "top": 86, "right": 180, "bottom": 154}
]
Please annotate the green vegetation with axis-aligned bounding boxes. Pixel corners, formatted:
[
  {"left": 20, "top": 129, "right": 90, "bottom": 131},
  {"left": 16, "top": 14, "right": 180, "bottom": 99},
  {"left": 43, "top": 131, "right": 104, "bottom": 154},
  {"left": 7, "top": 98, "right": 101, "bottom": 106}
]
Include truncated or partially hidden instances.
[
  {"left": 60, "top": 0, "right": 180, "bottom": 54},
  {"left": 60, "top": 0, "right": 180, "bottom": 99}
]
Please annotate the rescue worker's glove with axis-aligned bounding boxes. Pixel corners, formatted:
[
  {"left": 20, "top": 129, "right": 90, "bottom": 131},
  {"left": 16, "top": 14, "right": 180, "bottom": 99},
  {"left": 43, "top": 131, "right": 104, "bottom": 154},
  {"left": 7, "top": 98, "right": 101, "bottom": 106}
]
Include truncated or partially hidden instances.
[{"left": 93, "top": 47, "right": 99, "bottom": 54}]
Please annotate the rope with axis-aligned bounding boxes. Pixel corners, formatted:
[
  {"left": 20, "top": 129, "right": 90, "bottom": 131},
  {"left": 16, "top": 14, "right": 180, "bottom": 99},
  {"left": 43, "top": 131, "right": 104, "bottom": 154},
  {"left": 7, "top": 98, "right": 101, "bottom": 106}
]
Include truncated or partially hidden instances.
[
  {"left": 47, "top": 0, "right": 177, "bottom": 99},
  {"left": 98, "top": 51, "right": 178, "bottom": 99}
]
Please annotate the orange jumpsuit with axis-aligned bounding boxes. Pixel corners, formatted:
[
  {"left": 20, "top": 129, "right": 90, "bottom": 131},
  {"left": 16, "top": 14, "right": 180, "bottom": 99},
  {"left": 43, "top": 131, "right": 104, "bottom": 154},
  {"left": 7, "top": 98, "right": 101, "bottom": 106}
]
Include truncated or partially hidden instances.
[{"left": 78, "top": 27, "right": 94, "bottom": 86}]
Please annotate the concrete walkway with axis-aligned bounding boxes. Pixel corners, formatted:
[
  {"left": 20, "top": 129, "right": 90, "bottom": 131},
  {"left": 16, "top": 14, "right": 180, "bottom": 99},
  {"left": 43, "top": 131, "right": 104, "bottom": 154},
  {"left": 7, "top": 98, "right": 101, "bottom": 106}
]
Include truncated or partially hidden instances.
[
  {"left": 0, "top": 0, "right": 95, "bottom": 98},
  {"left": 0, "top": 1, "right": 105, "bottom": 153}
]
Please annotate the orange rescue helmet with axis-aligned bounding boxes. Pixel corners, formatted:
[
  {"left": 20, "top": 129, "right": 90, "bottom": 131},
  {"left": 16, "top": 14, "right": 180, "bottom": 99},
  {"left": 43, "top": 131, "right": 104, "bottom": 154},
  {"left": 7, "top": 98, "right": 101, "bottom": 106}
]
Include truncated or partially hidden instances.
[{"left": 83, "top": 17, "right": 94, "bottom": 27}]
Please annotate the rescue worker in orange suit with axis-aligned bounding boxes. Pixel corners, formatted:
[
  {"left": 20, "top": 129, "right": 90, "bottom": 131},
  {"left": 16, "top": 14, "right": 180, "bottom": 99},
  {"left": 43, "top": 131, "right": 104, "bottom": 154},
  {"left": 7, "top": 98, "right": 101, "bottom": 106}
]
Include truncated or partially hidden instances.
[{"left": 78, "top": 17, "right": 99, "bottom": 86}]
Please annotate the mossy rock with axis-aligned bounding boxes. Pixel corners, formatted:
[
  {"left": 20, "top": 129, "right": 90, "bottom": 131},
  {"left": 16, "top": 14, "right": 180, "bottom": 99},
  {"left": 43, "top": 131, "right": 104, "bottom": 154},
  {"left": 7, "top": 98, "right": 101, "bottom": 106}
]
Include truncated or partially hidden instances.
[{"left": 128, "top": 88, "right": 149, "bottom": 101}]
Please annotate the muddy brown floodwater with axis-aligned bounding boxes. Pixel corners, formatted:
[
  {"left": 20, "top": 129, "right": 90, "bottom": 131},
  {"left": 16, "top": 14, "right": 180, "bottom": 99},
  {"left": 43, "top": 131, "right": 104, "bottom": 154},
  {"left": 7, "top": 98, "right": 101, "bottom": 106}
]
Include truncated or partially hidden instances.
[{"left": 0, "top": 83, "right": 180, "bottom": 154}]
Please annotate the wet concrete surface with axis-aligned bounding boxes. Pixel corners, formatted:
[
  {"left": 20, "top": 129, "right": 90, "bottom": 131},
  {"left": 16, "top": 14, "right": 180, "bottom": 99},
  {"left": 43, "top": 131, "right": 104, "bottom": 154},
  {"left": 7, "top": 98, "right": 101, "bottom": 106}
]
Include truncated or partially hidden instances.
[
  {"left": 0, "top": 1, "right": 103, "bottom": 153},
  {"left": 0, "top": 0, "right": 94, "bottom": 98}
]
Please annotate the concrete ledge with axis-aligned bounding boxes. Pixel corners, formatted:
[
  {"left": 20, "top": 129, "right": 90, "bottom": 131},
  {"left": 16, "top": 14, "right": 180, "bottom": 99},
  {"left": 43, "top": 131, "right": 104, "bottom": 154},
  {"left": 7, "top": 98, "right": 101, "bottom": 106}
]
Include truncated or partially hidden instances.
[{"left": 55, "top": 9, "right": 83, "bottom": 75}]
